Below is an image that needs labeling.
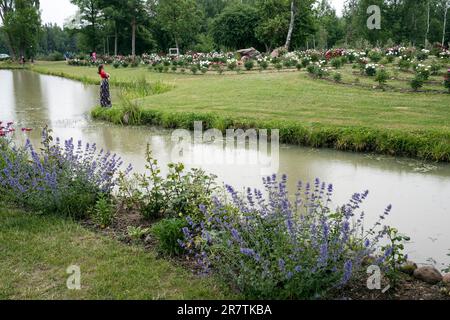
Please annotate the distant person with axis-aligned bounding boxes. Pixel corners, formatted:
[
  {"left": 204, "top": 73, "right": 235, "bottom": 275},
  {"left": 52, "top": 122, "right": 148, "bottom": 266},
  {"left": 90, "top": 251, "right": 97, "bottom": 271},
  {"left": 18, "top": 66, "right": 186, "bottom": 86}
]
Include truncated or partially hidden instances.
[
  {"left": 92, "top": 51, "right": 97, "bottom": 63},
  {"left": 98, "top": 64, "right": 112, "bottom": 108},
  {"left": 20, "top": 55, "right": 25, "bottom": 65}
]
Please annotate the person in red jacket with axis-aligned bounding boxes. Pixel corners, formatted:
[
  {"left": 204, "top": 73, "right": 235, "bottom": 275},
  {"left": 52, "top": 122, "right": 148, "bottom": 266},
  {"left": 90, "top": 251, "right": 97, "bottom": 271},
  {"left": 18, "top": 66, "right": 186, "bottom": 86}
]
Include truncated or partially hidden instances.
[{"left": 98, "top": 64, "right": 112, "bottom": 108}]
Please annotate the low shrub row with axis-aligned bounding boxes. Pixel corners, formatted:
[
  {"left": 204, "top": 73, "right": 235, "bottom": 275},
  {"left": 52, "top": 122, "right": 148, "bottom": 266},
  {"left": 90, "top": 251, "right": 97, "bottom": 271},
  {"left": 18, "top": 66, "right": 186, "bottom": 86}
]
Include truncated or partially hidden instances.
[{"left": 92, "top": 107, "right": 450, "bottom": 162}]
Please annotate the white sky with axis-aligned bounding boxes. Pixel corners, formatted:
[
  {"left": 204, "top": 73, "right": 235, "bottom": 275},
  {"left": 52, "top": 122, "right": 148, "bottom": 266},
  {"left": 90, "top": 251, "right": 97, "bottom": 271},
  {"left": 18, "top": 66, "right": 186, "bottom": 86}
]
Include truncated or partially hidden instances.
[{"left": 40, "top": 0, "right": 346, "bottom": 27}]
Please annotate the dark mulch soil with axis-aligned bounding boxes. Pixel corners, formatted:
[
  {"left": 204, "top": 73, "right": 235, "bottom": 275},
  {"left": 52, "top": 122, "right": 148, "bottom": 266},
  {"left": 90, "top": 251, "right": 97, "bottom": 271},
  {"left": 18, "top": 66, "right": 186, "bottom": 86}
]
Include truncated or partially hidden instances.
[
  {"left": 332, "top": 272, "right": 450, "bottom": 300},
  {"left": 83, "top": 210, "right": 450, "bottom": 300}
]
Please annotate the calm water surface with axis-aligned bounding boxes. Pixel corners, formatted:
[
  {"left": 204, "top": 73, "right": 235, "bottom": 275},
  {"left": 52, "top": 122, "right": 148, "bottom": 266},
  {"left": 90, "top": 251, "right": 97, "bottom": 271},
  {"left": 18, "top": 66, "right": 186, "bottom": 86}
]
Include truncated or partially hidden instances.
[{"left": 1, "top": 69, "right": 450, "bottom": 267}]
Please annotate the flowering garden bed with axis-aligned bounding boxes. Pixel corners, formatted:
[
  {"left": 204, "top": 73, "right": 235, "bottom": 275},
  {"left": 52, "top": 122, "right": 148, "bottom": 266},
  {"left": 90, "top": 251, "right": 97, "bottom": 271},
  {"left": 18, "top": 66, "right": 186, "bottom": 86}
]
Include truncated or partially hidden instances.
[
  {"left": 1, "top": 123, "right": 449, "bottom": 300},
  {"left": 64, "top": 46, "right": 450, "bottom": 93}
]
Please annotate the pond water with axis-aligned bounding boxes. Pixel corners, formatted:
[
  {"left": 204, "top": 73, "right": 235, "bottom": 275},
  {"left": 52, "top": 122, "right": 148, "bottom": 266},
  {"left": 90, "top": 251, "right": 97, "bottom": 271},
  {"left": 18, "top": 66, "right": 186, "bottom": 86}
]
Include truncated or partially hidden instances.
[{"left": 1, "top": 69, "right": 450, "bottom": 268}]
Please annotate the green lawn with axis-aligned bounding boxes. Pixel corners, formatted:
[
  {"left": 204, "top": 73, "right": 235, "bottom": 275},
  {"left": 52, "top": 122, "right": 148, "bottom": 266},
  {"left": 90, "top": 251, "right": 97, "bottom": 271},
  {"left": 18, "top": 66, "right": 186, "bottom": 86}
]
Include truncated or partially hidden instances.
[
  {"left": 31, "top": 61, "right": 450, "bottom": 132},
  {"left": 7, "top": 61, "right": 446, "bottom": 161},
  {"left": 0, "top": 207, "right": 230, "bottom": 300}
]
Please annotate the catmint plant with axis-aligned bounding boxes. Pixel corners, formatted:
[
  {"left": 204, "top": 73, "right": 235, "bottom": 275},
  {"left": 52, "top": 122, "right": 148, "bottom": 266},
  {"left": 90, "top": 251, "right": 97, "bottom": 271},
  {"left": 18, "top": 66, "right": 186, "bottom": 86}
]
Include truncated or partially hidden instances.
[{"left": 180, "top": 175, "right": 392, "bottom": 299}]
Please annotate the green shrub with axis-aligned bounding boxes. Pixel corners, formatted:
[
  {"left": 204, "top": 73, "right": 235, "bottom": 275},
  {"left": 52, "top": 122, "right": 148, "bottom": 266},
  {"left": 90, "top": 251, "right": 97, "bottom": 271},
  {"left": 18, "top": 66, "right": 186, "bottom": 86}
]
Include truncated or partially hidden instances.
[
  {"left": 92, "top": 195, "right": 115, "bottom": 228},
  {"left": 274, "top": 63, "right": 283, "bottom": 71},
  {"left": 190, "top": 65, "right": 199, "bottom": 74},
  {"left": 398, "top": 59, "right": 411, "bottom": 71},
  {"left": 333, "top": 72, "right": 342, "bottom": 83},
  {"left": 113, "top": 62, "right": 120, "bottom": 69},
  {"left": 259, "top": 60, "right": 269, "bottom": 70},
  {"left": 283, "top": 59, "right": 294, "bottom": 68},
  {"left": 330, "top": 58, "right": 343, "bottom": 69},
  {"left": 244, "top": 60, "right": 254, "bottom": 71},
  {"left": 444, "top": 70, "right": 450, "bottom": 93},
  {"left": 410, "top": 75, "right": 425, "bottom": 91},
  {"left": 152, "top": 218, "right": 187, "bottom": 256},
  {"left": 430, "top": 62, "right": 441, "bottom": 76},
  {"left": 0, "top": 127, "right": 125, "bottom": 218},
  {"left": 375, "top": 68, "right": 390, "bottom": 87},
  {"left": 368, "top": 50, "right": 383, "bottom": 62},
  {"left": 416, "top": 50, "right": 429, "bottom": 61},
  {"left": 118, "top": 146, "right": 218, "bottom": 221},
  {"left": 301, "top": 58, "right": 310, "bottom": 68},
  {"left": 227, "top": 61, "right": 237, "bottom": 71}
]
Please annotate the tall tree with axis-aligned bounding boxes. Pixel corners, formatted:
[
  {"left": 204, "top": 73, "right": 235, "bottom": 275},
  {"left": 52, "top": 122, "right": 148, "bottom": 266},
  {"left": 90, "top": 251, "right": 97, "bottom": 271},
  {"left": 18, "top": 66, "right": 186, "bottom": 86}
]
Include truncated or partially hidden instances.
[
  {"left": 70, "top": 0, "right": 104, "bottom": 52},
  {"left": 443, "top": 0, "right": 449, "bottom": 46},
  {"left": 157, "top": 0, "right": 202, "bottom": 51},
  {"left": 285, "top": 0, "right": 296, "bottom": 49},
  {"left": 1, "top": 0, "right": 41, "bottom": 59}
]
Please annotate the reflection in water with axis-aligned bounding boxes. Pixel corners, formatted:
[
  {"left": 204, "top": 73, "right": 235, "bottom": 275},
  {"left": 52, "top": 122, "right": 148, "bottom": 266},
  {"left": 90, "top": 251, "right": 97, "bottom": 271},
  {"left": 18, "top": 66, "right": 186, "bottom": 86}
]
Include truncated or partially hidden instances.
[{"left": 1, "top": 70, "right": 450, "bottom": 267}]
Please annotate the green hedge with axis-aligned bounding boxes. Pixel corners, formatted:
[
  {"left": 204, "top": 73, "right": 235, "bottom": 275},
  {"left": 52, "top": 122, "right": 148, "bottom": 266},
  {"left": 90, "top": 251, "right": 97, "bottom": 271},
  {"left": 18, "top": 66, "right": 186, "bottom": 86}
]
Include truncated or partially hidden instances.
[{"left": 92, "top": 106, "right": 450, "bottom": 162}]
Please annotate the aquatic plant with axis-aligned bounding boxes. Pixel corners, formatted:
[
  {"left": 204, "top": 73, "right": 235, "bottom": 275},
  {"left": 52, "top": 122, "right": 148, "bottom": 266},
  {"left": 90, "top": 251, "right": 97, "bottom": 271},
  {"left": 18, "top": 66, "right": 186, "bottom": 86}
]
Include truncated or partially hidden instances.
[{"left": 180, "top": 175, "right": 392, "bottom": 299}]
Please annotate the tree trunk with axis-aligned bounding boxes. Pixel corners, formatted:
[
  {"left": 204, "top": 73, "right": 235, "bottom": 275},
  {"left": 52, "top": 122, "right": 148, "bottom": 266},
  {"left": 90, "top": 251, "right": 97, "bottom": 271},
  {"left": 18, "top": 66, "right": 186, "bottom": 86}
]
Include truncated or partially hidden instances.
[
  {"left": 285, "top": 0, "right": 296, "bottom": 50},
  {"left": 114, "top": 28, "right": 118, "bottom": 56},
  {"left": 425, "top": 1, "right": 430, "bottom": 47},
  {"left": 5, "top": 31, "right": 17, "bottom": 59},
  {"left": 443, "top": 4, "right": 449, "bottom": 47},
  {"left": 131, "top": 17, "right": 136, "bottom": 58}
]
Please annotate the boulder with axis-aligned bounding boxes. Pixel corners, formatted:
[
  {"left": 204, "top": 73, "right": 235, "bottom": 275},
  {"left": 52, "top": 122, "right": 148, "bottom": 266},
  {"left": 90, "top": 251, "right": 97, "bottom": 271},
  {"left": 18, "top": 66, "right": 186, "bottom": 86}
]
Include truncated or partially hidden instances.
[
  {"left": 413, "top": 266, "right": 443, "bottom": 284},
  {"left": 399, "top": 261, "right": 418, "bottom": 276},
  {"left": 237, "top": 47, "right": 261, "bottom": 60},
  {"left": 271, "top": 46, "right": 287, "bottom": 59},
  {"left": 443, "top": 273, "right": 450, "bottom": 284}
]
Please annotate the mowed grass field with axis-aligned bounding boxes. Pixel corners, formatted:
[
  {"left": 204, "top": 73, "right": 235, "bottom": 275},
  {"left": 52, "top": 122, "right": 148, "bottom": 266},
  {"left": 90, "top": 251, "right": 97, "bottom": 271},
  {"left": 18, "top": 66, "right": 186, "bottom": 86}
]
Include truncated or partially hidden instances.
[
  {"left": 32, "top": 61, "right": 450, "bottom": 132},
  {"left": 0, "top": 208, "right": 230, "bottom": 300}
]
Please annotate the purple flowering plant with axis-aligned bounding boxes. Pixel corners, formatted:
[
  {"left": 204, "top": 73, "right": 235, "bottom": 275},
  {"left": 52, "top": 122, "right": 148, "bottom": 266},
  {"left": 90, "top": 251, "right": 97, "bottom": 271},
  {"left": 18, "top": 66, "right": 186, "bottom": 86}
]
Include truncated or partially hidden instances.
[
  {"left": 0, "top": 126, "right": 131, "bottom": 218},
  {"left": 180, "top": 175, "right": 392, "bottom": 299}
]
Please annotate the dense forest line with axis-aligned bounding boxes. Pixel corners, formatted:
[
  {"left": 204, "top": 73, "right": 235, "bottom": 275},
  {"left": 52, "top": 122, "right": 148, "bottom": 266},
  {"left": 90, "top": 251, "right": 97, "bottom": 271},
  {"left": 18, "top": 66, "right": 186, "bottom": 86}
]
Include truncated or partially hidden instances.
[{"left": 1, "top": 0, "right": 449, "bottom": 59}]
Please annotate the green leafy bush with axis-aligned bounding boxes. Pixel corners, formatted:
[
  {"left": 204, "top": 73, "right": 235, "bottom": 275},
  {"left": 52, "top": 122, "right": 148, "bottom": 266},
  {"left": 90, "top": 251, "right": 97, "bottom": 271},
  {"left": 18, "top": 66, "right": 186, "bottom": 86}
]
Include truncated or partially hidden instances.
[
  {"left": 333, "top": 72, "right": 342, "bottom": 83},
  {"left": 244, "top": 60, "right": 255, "bottom": 71},
  {"left": 152, "top": 218, "right": 187, "bottom": 256},
  {"left": 0, "top": 127, "right": 128, "bottom": 218},
  {"left": 410, "top": 75, "right": 425, "bottom": 91},
  {"left": 330, "top": 58, "right": 343, "bottom": 69},
  {"left": 368, "top": 50, "right": 383, "bottom": 62},
  {"left": 259, "top": 60, "right": 269, "bottom": 70},
  {"left": 92, "top": 195, "right": 115, "bottom": 228},
  {"left": 444, "top": 70, "right": 450, "bottom": 93},
  {"left": 181, "top": 176, "right": 394, "bottom": 299},
  {"left": 398, "top": 59, "right": 411, "bottom": 71},
  {"left": 375, "top": 68, "right": 390, "bottom": 87},
  {"left": 118, "top": 146, "right": 217, "bottom": 221},
  {"left": 190, "top": 65, "right": 199, "bottom": 74}
]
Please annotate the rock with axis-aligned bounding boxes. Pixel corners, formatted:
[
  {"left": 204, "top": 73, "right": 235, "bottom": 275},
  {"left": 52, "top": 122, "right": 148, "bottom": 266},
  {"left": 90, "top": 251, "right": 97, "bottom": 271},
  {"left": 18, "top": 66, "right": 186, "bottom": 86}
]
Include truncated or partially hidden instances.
[
  {"left": 399, "top": 261, "right": 418, "bottom": 276},
  {"left": 443, "top": 273, "right": 450, "bottom": 284},
  {"left": 123, "top": 112, "right": 130, "bottom": 125},
  {"left": 271, "top": 46, "right": 287, "bottom": 58},
  {"left": 237, "top": 47, "right": 261, "bottom": 60},
  {"left": 413, "top": 266, "right": 443, "bottom": 284}
]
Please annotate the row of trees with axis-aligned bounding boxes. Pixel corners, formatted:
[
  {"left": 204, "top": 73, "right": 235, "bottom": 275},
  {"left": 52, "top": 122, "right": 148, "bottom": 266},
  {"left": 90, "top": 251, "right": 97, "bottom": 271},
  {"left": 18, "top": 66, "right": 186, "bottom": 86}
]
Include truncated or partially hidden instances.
[
  {"left": 343, "top": 0, "right": 450, "bottom": 48},
  {"left": 66, "top": 0, "right": 450, "bottom": 54},
  {"left": 1, "top": 0, "right": 449, "bottom": 59}
]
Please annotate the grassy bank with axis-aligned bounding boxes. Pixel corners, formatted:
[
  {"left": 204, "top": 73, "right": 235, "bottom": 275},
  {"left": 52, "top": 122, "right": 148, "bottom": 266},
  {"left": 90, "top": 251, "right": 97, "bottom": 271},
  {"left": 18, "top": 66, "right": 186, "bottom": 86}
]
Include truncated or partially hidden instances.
[
  {"left": 9, "top": 61, "right": 450, "bottom": 161},
  {"left": 0, "top": 207, "right": 230, "bottom": 300}
]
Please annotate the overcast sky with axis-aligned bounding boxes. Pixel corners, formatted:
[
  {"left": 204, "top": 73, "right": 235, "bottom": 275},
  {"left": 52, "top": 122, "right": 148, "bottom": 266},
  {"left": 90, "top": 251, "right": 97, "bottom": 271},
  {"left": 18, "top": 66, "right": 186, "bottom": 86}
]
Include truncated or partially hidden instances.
[{"left": 40, "top": 0, "right": 346, "bottom": 27}]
